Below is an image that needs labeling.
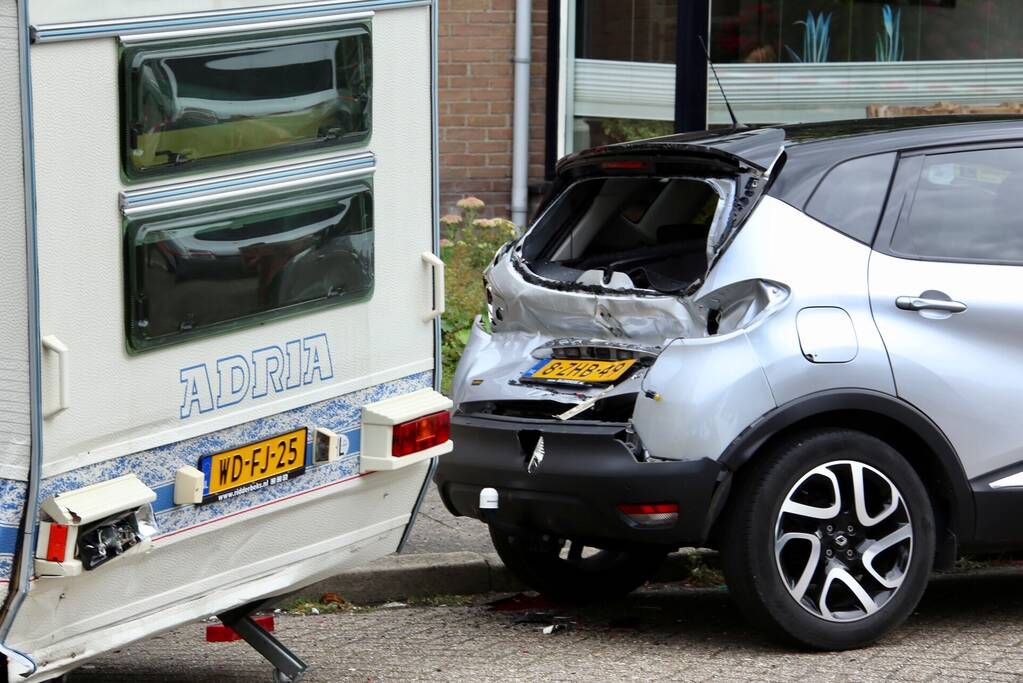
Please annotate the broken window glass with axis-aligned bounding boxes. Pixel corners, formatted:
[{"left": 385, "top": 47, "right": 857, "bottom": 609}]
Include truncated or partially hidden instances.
[{"left": 523, "top": 177, "right": 725, "bottom": 293}]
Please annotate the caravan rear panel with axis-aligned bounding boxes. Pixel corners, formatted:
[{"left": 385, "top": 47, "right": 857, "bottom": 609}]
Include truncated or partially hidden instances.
[{"left": 1, "top": 1, "right": 444, "bottom": 679}]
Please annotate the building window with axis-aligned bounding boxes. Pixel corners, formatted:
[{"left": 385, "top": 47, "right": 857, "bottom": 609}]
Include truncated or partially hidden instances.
[
  {"left": 566, "top": 0, "right": 679, "bottom": 153},
  {"left": 708, "top": 1, "right": 1023, "bottom": 125},
  {"left": 121, "top": 23, "right": 371, "bottom": 179},
  {"left": 125, "top": 181, "right": 373, "bottom": 352},
  {"left": 557, "top": 1, "right": 1023, "bottom": 156}
]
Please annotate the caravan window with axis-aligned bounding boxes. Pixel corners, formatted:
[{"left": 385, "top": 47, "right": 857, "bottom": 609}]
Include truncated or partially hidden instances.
[
  {"left": 121, "top": 23, "right": 371, "bottom": 179},
  {"left": 125, "top": 181, "right": 373, "bottom": 352}
]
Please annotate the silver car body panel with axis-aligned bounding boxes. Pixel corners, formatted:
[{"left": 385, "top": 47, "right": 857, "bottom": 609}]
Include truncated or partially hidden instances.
[
  {"left": 869, "top": 249, "right": 1023, "bottom": 480},
  {"left": 634, "top": 197, "right": 895, "bottom": 462},
  {"left": 702, "top": 198, "right": 896, "bottom": 408}
]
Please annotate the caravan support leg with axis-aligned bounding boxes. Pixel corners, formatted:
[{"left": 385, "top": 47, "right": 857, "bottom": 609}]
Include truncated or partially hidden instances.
[{"left": 219, "top": 605, "right": 308, "bottom": 683}]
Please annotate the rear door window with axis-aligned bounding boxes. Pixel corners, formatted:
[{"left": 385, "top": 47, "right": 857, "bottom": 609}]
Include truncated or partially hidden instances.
[
  {"left": 125, "top": 181, "right": 373, "bottom": 352},
  {"left": 805, "top": 153, "right": 895, "bottom": 244},
  {"left": 121, "top": 22, "right": 371, "bottom": 179},
  {"left": 889, "top": 147, "right": 1023, "bottom": 263}
]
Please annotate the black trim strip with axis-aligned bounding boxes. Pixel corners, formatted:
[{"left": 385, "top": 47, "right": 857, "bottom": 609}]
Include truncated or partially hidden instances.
[
  {"left": 674, "top": 0, "right": 709, "bottom": 133},
  {"left": 543, "top": 0, "right": 561, "bottom": 181}
]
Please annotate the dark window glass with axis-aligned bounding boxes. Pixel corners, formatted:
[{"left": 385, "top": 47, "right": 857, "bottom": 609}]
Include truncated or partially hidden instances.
[
  {"left": 121, "top": 23, "right": 371, "bottom": 179},
  {"left": 710, "top": 1, "right": 1023, "bottom": 64},
  {"left": 805, "top": 153, "right": 895, "bottom": 244},
  {"left": 126, "top": 182, "right": 373, "bottom": 351},
  {"left": 891, "top": 148, "right": 1023, "bottom": 263},
  {"left": 576, "top": 0, "right": 677, "bottom": 64}
]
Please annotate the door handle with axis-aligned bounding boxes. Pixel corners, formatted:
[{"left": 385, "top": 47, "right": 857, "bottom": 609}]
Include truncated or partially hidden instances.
[
  {"left": 422, "top": 251, "right": 445, "bottom": 322},
  {"left": 895, "top": 296, "right": 967, "bottom": 314},
  {"left": 42, "top": 335, "right": 70, "bottom": 417}
]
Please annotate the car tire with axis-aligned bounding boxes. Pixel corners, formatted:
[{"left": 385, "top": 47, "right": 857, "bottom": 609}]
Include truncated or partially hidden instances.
[
  {"left": 489, "top": 526, "right": 668, "bottom": 603},
  {"left": 720, "top": 428, "right": 934, "bottom": 650}
]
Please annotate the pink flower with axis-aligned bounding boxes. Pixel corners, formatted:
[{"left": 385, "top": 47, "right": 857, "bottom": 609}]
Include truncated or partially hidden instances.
[
  {"left": 440, "top": 214, "right": 461, "bottom": 225},
  {"left": 456, "top": 196, "right": 485, "bottom": 210}
]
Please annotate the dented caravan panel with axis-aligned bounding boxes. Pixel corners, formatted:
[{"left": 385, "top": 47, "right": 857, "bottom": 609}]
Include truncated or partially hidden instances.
[{"left": 3, "top": 1, "right": 443, "bottom": 680}]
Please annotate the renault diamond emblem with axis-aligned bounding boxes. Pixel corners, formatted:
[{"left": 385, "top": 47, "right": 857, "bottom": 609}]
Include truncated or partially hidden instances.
[{"left": 527, "top": 436, "right": 545, "bottom": 474}]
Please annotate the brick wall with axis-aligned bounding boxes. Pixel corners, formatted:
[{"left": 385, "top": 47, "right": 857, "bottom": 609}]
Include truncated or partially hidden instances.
[{"left": 438, "top": 0, "right": 548, "bottom": 221}]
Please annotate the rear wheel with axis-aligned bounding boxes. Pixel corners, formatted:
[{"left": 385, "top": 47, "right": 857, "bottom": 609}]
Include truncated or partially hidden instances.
[
  {"left": 720, "top": 429, "right": 934, "bottom": 650},
  {"left": 489, "top": 526, "right": 668, "bottom": 603}
]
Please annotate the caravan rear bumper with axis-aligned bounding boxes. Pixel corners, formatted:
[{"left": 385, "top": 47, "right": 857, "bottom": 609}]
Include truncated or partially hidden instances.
[{"left": 434, "top": 414, "right": 724, "bottom": 548}]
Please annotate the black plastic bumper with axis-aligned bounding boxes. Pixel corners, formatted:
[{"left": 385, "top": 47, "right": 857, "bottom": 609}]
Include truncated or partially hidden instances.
[{"left": 434, "top": 414, "right": 725, "bottom": 547}]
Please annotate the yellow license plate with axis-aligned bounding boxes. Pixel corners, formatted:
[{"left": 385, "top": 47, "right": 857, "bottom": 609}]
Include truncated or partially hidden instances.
[
  {"left": 523, "top": 358, "right": 636, "bottom": 383},
  {"left": 200, "top": 428, "right": 307, "bottom": 502}
]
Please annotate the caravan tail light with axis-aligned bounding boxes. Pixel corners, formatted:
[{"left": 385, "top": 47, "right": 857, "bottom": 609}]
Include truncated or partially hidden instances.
[
  {"left": 392, "top": 411, "right": 450, "bottom": 457},
  {"left": 46, "top": 523, "right": 69, "bottom": 562},
  {"left": 617, "top": 503, "right": 679, "bottom": 527}
]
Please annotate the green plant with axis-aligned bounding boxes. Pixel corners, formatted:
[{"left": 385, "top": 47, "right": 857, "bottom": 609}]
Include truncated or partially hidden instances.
[
  {"left": 600, "top": 118, "right": 674, "bottom": 144},
  {"left": 785, "top": 10, "right": 832, "bottom": 63},
  {"left": 875, "top": 4, "right": 904, "bottom": 62},
  {"left": 439, "top": 197, "right": 517, "bottom": 395}
]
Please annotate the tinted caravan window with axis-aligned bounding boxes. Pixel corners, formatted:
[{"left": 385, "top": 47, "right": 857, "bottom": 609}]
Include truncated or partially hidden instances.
[
  {"left": 125, "top": 181, "right": 373, "bottom": 351},
  {"left": 121, "top": 23, "right": 371, "bottom": 179}
]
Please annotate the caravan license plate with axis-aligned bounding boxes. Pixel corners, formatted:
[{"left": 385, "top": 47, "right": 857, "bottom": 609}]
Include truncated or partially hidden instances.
[
  {"left": 523, "top": 358, "right": 636, "bottom": 384},
  {"left": 200, "top": 428, "right": 307, "bottom": 502}
]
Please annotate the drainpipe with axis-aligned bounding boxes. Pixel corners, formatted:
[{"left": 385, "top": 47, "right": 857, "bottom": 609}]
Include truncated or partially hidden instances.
[{"left": 510, "top": 0, "right": 532, "bottom": 231}]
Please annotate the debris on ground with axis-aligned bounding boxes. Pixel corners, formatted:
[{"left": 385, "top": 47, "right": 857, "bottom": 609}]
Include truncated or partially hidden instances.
[
  {"left": 320, "top": 593, "right": 347, "bottom": 607},
  {"left": 541, "top": 617, "right": 575, "bottom": 635},
  {"left": 486, "top": 592, "right": 557, "bottom": 612}
]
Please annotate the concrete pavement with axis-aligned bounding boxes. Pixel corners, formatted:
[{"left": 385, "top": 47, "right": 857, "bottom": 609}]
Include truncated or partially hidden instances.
[{"left": 69, "top": 568, "right": 1023, "bottom": 682}]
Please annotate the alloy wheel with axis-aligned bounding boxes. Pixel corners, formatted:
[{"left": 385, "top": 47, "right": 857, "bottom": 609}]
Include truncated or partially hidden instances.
[{"left": 774, "top": 460, "right": 913, "bottom": 622}]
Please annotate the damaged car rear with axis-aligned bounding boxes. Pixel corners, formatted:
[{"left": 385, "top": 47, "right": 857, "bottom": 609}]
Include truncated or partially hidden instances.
[{"left": 436, "top": 119, "right": 1006, "bottom": 650}]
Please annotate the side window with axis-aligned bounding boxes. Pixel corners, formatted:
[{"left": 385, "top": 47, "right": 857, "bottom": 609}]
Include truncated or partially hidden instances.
[
  {"left": 125, "top": 181, "right": 373, "bottom": 352},
  {"left": 805, "top": 153, "right": 896, "bottom": 244},
  {"left": 121, "top": 23, "right": 371, "bottom": 179},
  {"left": 890, "top": 147, "right": 1023, "bottom": 263}
]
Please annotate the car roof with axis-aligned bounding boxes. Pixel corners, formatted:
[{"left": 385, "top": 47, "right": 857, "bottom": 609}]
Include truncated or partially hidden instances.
[{"left": 635, "top": 116, "right": 1023, "bottom": 208}]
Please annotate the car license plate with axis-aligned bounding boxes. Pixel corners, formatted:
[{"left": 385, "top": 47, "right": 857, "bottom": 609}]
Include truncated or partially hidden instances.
[
  {"left": 522, "top": 358, "right": 636, "bottom": 384},
  {"left": 199, "top": 428, "right": 307, "bottom": 503}
]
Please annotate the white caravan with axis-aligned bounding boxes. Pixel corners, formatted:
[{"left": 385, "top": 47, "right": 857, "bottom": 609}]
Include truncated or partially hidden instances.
[{"left": 0, "top": 1, "right": 447, "bottom": 680}]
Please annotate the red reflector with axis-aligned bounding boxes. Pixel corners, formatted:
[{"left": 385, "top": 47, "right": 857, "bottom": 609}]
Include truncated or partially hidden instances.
[
  {"left": 46, "top": 523, "right": 69, "bottom": 563},
  {"left": 601, "top": 160, "right": 652, "bottom": 171},
  {"left": 391, "top": 411, "right": 451, "bottom": 457},
  {"left": 617, "top": 503, "right": 679, "bottom": 527},
  {"left": 617, "top": 503, "right": 678, "bottom": 515},
  {"left": 205, "top": 616, "right": 275, "bottom": 642}
]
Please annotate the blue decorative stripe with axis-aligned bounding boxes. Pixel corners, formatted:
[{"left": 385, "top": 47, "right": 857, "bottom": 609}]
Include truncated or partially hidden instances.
[
  {"left": 0, "top": 370, "right": 432, "bottom": 580},
  {"left": 0, "top": 529, "right": 18, "bottom": 555},
  {"left": 0, "top": 480, "right": 27, "bottom": 527}
]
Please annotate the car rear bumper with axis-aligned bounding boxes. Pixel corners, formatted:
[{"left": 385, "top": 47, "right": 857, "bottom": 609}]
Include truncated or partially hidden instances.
[{"left": 434, "top": 414, "right": 725, "bottom": 548}]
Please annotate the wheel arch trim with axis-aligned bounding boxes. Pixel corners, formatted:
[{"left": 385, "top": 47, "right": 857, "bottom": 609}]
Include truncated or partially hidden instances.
[{"left": 717, "top": 389, "right": 975, "bottom": 542}]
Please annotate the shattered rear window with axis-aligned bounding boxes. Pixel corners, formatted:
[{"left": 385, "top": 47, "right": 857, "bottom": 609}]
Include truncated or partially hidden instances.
[{"left": 521, "top": 177, "right": 725, "bottom": 293}]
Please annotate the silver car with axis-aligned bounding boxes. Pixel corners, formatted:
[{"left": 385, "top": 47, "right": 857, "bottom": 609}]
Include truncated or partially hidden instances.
[{"left": 435, "top": 116, "right": 1023, "bottom": 649}]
